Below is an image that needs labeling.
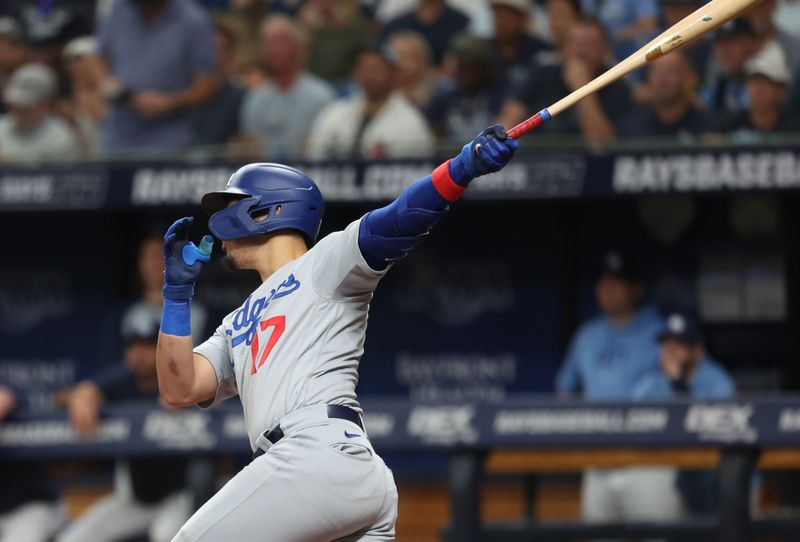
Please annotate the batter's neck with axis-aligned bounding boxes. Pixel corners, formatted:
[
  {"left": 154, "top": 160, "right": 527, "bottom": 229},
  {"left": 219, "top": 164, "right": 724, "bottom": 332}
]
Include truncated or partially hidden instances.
[{"left": 254, "top": 234, "right": 309, "bottom": 282}]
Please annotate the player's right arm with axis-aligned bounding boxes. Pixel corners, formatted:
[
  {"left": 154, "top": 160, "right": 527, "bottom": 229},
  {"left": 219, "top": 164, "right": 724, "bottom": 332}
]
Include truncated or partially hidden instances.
[
  {"left": 312, "top": 125, "right": 518, "bottom": 299},
  {"left": 358, "top": 125, "right": 519, "bottom": 270},
  {"left": 155, "top": 217, "right": 218, "bottom": 407}
]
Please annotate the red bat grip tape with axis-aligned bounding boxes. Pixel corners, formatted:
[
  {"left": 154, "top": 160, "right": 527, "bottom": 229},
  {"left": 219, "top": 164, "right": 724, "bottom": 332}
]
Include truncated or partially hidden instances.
[{"left": 507, "top": 108, "right": 552, "bottom": 139}]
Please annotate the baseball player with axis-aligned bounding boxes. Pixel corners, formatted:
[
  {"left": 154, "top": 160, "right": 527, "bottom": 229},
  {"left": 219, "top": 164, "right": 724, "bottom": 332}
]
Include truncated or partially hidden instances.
[{"left": 156, "top": 124, "right": 518, "bottom": 541}]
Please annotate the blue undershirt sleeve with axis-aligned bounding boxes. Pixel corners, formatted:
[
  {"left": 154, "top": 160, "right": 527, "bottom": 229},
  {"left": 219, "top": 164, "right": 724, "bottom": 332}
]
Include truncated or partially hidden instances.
[{"left": 357, "top": 175, "right": 450, "bottom": 271}]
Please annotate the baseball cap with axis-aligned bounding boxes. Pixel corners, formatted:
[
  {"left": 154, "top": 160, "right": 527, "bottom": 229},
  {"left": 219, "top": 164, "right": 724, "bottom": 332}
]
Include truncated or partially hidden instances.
[
  {"left": 714, "top": 18, "right": 757, "bottom": 40},
  {"left": 491, "top": 0, "right": 531, "bottom": 13},
  {"left": 62, "top": 36, "right": 97, "bottom": 62},
  {"left": 122, "top": 309, "right": 160, "bottom": 345},
  {"left": 657, "top": 312, "right": 703, "bottom": 345},
  {"left": 3, "top": 63, "right": 57, "bottom": 107},
  {"left": 745, "top": 41, "right": 790, "bottom": 85},
  {"left": 600, "top": 250, "right": 643, "bottom": 282}
]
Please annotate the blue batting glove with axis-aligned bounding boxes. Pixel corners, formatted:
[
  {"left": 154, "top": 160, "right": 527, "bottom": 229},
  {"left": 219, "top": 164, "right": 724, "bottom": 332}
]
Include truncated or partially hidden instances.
[
  {"left": 449, "top": 124, "right": 520, "bottom": 186},
  {"left": 162, "top": 217, "right": 213, "bottom": 301}
]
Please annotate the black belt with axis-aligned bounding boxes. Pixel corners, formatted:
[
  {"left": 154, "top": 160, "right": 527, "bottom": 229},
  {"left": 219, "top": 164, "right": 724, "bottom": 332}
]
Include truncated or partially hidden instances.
[{"left": 253, "top": 405, "right": 363, "bottom": 459}]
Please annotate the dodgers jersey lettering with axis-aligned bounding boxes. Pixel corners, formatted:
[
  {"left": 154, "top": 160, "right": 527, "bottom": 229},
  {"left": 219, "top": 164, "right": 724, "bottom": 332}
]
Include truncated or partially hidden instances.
[{"left": 194, "top": 219, "right": 387, "bottom": 450}]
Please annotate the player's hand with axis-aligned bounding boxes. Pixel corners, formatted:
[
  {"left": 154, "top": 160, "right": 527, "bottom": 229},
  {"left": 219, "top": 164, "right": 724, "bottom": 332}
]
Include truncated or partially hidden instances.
[
  {"left": 449, "top": 124, "right": 519, "bottom": 185},
  {"left": 163, "top": 217, "right": 213, "bottom": 301}
]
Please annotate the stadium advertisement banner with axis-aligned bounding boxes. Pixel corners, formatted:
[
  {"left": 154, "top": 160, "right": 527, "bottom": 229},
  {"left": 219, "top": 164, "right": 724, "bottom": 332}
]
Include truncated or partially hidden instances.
[
  {"left": 3, "top": 398, "right": 800, "bottom": 459},
  {"left": 3, "top": 147, "right": 800, "bottom": 211}
]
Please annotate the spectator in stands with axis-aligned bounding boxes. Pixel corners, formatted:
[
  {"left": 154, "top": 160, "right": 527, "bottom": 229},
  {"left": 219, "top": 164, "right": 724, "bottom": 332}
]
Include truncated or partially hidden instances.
[
  {"left": 299, "top": 0, "right": 371, "bottom": 86},
  {"left": 14, "top": 1, "right": 93, "bottom": 83},
  {"left": 122, "top": 235, "right": 208, "bottom": 347},
  {"left": 715, "top": 42, "right": 800, "bottom": 141},
  {"left": 536, "top": 0, "right": 582, "bottom": 65},
  {"left": 579, "top": 0, "right": 658, "bottom": 59},
  {"left": 489, "top": 0, "right": 549, "bottom": 89},
  {"left": 190, "top": 19, "right": 246, "bottom": 154},
  {"left": 428, "top": 35, "right": 506, "bottom": 139},
  {"left": 618, "top": 52, "right": 712, "bottom": 139},
  {"left": 57, "top": 316, "right": 192, "bottom": 542},
  {"left": 96, "top": 0, "right": 217, "bottom": 156},
  {"left": 378, "top": 0, "right": 470, "bottom": 66},
  {"left": 499, "top": 17, "right": 632, "bottom": 144},
  {"left": 701, "top": 18, "right": 761, "bottom": 115},
  {"left": 387, "top": 31, "right": 436, "bottom": 110},
  {"left": 556, "top": 251, "right": 670, "bottom": 525},
  {"left": 307, "top": 46, "right": 434, "bottom": 160},
  {"left": 0, "top": 17, "right": 32, "bottom": 112},
  {"left": 211, "top": 14, "right": 264, "bottom": 90},
  {"left": 743, "top": 0, "right": 800, "bottom": 72},
  {"left": 238, "top": 15, "right": 334, "bottom": 159},
  {"left": 633, "top": 312, "right": 735, "bottom": 516},
  {"left": 659, "top": 0, "right": 711, "bottom": 82},
  {"left": 0, "top": 383, "right": 62, "bottom": 542},
  {"left": 60, "top": 37, "right": 104, "bottom": 158},
  {"left": 0, "top": 62, "right": 80, "bottom": 162}
]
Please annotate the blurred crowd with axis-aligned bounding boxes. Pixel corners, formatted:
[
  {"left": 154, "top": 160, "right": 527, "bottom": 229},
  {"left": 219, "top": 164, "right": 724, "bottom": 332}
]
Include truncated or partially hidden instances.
[{"left": 0, "top": 0, "right": 796, "bottom": 162}]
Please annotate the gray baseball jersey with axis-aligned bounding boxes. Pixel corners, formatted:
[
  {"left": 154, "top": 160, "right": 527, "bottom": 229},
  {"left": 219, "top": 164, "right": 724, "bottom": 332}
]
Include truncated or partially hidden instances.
[{"left": 194, "top": 218, "right": 387, "bottom": 450}]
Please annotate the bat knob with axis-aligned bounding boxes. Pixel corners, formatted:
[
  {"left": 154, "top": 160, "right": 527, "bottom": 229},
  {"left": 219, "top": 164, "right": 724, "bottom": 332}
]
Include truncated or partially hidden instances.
[{"left": 493, "top": 126, "right": 508, "bottom": 140}]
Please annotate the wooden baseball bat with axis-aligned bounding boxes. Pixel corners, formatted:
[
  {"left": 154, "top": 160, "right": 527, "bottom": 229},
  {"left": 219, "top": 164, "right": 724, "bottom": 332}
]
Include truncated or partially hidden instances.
[{"left": 507, "top": 0, "right": 765, "bottom": 139}]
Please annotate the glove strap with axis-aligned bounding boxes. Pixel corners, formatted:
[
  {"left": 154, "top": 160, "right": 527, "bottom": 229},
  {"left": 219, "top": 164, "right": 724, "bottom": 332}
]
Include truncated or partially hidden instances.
[
  {"left": 432, "top": 160, "right": 467, "bottom": 202},
  {"left": 160, "top": 298, "right": 191, "bottom": 337}
]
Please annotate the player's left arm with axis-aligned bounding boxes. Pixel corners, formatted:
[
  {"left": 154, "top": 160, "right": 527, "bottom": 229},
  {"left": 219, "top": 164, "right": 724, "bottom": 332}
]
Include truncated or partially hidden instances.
[{"left": 358, "top": 124, "right": 518, "bottom": 270}]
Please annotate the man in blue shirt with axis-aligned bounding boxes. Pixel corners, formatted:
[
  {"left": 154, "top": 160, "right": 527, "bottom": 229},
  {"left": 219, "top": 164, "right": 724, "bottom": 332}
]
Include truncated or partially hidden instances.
[
  {"left": 580, "top": 0, "right": 658, "bottom": 59},
  {"left": 96, "top": 0, "right": 217, "bottom": 155},
  {"left": 631, "top": 312, "right": 736, "bottom": 517},
  {"left": 556, "top": 250, "right": 664, "bottom": 399},
  {"left": 634, "top": 312, "right": 735, "bottom": 400},
  {"left": 556, "top": 250, "right": 674, "bottom": 526}
]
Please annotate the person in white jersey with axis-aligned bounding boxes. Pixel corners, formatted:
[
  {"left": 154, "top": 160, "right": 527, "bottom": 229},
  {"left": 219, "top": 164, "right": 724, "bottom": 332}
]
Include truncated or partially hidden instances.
[{"left": 156, "top": 124, "right": 519, "bottom": 541}]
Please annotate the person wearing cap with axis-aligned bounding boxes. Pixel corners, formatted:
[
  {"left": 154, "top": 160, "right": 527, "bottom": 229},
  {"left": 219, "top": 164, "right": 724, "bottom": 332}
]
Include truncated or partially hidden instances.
[
  {"left": 556, "top": 250, "right": 664, "bottom": 400},
  {"left": 618, "top": 51, "right": 713, "bottom": 139},
  {"left": 236, "top": 15, "right": 334, "bottom": 160},
  {"left": 427, "top": 35, "right": 508, "bottom": 139},
  {"left": 57, "top": 315, "right": 193, "bottom": 542},
  {"left": 556, "top": 250, "right": 672, "bottom": 525},
  {"left": 306, "top": 45, "right": 435, "bottom": 160},
  {"left": 0, "top": 62, "right": 80, "bottom": 162},
  {"left": 0, "top": 16, "right": 32, "bottom": 115},
  {"left": 634, "top": 312, "right": 734, "bottom": 399},
  {"left": 701, "top": 18, "right": 761, "bottom": 114},
  {"left": 714, "top": 41, "right": 800, "bottom": 140},
  {"left": 632, "top": 312, "right": 735, "bottom": 517},
  {"left": 743, "top": 0, "right": 800, "bottom": 73},
  {"left": 489, "top": 0, "right": 549, "bottom": 90},
  {"left": 499, "top": 16, "right": 632, "bottom": 145}
]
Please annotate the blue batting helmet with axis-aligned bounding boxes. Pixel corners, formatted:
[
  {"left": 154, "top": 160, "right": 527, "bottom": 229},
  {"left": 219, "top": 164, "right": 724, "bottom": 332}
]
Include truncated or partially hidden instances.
[{"left": 201, "top": 163, "right": 325, "bottom": 244}]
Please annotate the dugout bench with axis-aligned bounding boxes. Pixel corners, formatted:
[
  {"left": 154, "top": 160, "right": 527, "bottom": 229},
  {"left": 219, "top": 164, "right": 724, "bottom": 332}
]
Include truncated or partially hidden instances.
[{"left": 3, "top": 397, "right": 800, "bottom": 541}]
